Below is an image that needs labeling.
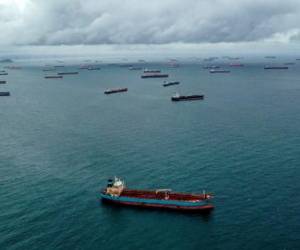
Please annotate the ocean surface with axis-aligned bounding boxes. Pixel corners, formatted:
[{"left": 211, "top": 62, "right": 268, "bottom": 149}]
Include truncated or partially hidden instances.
[{"left": 1, "top": 60, "right": 300, "bottom": 250}]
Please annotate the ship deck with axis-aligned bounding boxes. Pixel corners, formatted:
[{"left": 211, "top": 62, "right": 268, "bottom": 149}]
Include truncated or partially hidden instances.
[{"left": 120, "top": 189, "right": 207, "bottom": 202}]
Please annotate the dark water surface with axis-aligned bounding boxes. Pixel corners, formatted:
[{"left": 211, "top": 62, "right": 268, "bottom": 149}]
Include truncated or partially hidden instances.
[{"left": 1, "top": 62, "right": 300, "bottom": 249}]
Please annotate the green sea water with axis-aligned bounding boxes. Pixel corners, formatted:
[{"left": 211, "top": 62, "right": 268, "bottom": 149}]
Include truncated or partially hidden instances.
[{"left": 1, "top": 60, "right": 300, "bottom": 249}]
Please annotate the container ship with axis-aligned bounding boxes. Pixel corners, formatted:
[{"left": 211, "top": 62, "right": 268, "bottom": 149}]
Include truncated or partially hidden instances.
[
  {"left": 0, "top": 72, "right": 8, "bottom": 75},
  {"left": 163, "top": 81, "right": 180, "bottom": 87},
  {"left": 0, "top": 80, "right": 6, "bottom": 84},
  {"left": 100, "top": 177, "right": 214, "bottom": 212},
  {"left": 264, "top": 66, "right": 288, "bottom": 70},
  {"left": 141, "top": 73, "right": 169, "bottom": 78},
  {"left": 104, "top": 88, "right": 128, "bottom": 94},
  {"left": 171, "top": 93, "right": 204, "bottom": 102}
]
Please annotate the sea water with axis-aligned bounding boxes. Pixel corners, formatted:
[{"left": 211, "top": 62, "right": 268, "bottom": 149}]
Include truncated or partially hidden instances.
[{"left": 0, "top": 60, "right": 300, "bottom": 249}]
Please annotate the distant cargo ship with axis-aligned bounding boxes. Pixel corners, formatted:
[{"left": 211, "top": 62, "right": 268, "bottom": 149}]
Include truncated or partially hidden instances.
[
  {"left": 101, "top": 177, "right": 214, "bottom": 212},
  {"left": 264, "top": 66, "right": 288, "bottom": 70},
  {"left": 210, "top": 69, "right": 230, "bottom": 73},
  {"left": 141, "top": 73, "right": 169, "bottom": 78},
  {"left": 171, "top": 93, "right": 204, "bottom": 101},
  {"left": 87, "top": 67, "right": 101, "bottom": 70},
  {"left": 265, "top": 56, "right": 277, "bottom": 59},
  {"left": 0, "top": 72, "right": 8, "bottom": 75},
  {"left": 44, "top": 75, "right": 63, "bottom": 79},
  {"left": 104, "top": 88, "right": 128, "bottom": 94},
  {"left": 0, "top": 80, "right": 6, "bottom": 84},
  {"left": 57, "top": 72, "right": 78, "bottom": 75},
  {"left": 163, "top": 81, "right": 180, "bottom": 87},
  {"left": 43, "top": 68, "right": 55, "bottom": 72},
  {"left": 203, "top": 65, "right": 220, "bottom": 69},
  {"left": 0, "top": 91, "right": 10, "bottom": 96},
  {"left": 144, "top": 69, "right": 161, "bottom": 73}
]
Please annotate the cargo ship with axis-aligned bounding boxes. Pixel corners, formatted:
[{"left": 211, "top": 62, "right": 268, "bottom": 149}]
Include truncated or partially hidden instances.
[
  {"left": 163, "top": 81, "right": 180, "bottom": 87},
  {"left": 104, "top": 88, "right": 128, "bottom": 94},
  {"left": 0, "top": 72, "right": 8, "bottom": 75},
  {"left": 144, "top": 69, "right": 161, "bottom": 73},
  {"left": 43, "top": 68, "right": 56, "bottom": 72},
  {"left": 264, "top": 66, "right": 288, "bottom": 70},
  {"left": 100, "top": 177, "right": 214, "bottom": 212},
  {"left": 210, "top": 69, "right": 230, "bottom": 73},
  {"left": 171, "top": 93, "right": 204, "bottom": 101},
  {"left": 0, "top": 80, "right": 6, "bottom": 84},
  {"left": 87, "top": 67, "right": 101, "bottom": 70},
  {"left": 203, "top": 65, "right": 220, "bottom": 69},
  {"left": 0, "top": 91, "right": 10, "bottom": 96},
  {"left": 141, "top": 73, "right": 169, "bottom": 78},
  {"left": 44, "top": 75, "right": 63, "bottom": 79},
  {"left": 57, "top": 72, "right": 79, "bottom": 75}
]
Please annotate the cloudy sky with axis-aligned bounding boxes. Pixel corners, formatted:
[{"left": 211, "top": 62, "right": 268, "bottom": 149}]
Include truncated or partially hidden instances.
[{"left": 1, "top": 0, "right": 300, "bottom": 58}]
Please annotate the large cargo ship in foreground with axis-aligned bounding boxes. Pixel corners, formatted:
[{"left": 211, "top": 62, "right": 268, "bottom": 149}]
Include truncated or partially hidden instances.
[{"left": 101, "top": 177, "right": 213, "bottom": 212}]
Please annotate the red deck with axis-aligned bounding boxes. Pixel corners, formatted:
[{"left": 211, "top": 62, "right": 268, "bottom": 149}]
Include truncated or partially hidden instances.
[{"left": 120, "top": 189, "right": 209, "bottom": 202}]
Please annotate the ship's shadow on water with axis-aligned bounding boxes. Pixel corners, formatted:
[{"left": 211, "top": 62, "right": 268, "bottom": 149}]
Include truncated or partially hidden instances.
[{"left": 99, "top": 199, "right": 214, "bottom": 221}]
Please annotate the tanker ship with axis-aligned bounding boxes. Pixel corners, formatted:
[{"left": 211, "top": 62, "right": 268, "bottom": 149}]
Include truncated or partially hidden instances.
[{"left": 100, "top": 177, "right": 214, "bottom": 212}]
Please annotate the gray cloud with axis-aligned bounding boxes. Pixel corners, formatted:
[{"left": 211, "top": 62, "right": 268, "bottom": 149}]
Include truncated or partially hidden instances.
[{"left": 1, "top": 0, "right": 300, "bottom": 45}]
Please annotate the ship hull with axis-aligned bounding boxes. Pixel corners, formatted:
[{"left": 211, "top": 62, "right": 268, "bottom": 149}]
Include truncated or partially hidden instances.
[
  {"left": 141, "top": 74, "right": 169, "bottom": 78},
  {"left": 104, "top": 88, "right": 128, "bottom": 94},
  {"left": 100, "top": 192, "right": 214, "bottom": 212},
  {"left": 171, "top": 95, "right": 204, "bottom": 101}
]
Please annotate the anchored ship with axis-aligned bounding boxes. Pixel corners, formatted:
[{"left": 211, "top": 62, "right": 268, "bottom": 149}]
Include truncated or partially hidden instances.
[
  {"left": 210, "top": 69, "right": 230, "bottom": 73},
  {"left": 100, "top": 177, "right": 214, "bottom": 212},
  {"left": 104, "top": 88, "right": 128, "bottom": 94},
  {"left": 57, "top": 72, "right": 79, "bottom": 75},
  {"left": 144, "top": 69, "right": 161, "bottom": 73},
  {"left": 264, "top": 66, "right": 288, "bottom": 70},
  {"left": 44, "top": 75, "right": 63, "bottom": 79},
  {"left": 203, "top": 65, "right": 220, "bottom": 69},
  {"left": 141, "top": 73, "right": 169, "bottom": 78},
  {"left": 163, "top": 81, "right": 180, "bottom": 87},
  {"left": 0, "top": 92, "right": 10, "bottom": 96},
  {"left": 171, "top": 93, "right": 204, "bottom": 102}
]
